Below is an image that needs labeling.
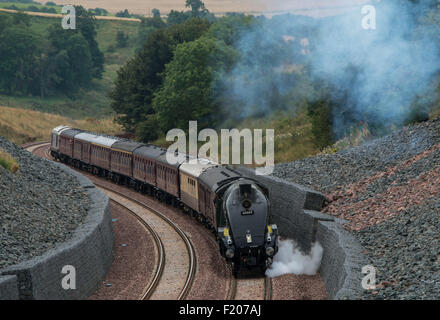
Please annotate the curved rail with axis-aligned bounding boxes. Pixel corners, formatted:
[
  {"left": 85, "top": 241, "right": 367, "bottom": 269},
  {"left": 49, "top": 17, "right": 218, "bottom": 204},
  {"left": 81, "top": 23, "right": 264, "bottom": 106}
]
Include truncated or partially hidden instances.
[
  {"left": 110, "top": 199, "right": 165, "bottom": 300},
  {"left": 26, "top": 142, "right": 196, "bottom": 300},
  {"left": 91, "top": 183, "right": 197, "bottom": 300}
]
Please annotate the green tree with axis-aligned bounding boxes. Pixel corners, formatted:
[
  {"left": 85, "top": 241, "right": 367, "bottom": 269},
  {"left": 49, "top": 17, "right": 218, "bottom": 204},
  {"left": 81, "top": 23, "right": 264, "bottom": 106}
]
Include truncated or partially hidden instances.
[
  {"left": 116, "top": 9, "right": 131, "bottom": 18},
  {"left": 110, "top": 19, "right": 212, "bottom": 133},
  {"left": 0, "top": 26, "right": 40, "bottom": 94},
  {"left": 152, "top": 37, "right": 236, "bottom": 132},
  {"left": 152, "top": 8, "right": 160, "bottom": 18},
  {"left": 206, "top": 14, "right": 256, "bottom": 46},
  {"left": 307, "top": 97, "right": 334, "bottom": 150},
  {"left": 137, "top": 15, "right": 166, "bottom": 48},
  {"left": 167, "top": 10, "right": 190, "bottom": 26},
  {"left": 12, "top": 12, "right": 30, "bottom": 26},
  {"left": 136, "top": 114, "right": 160, "bottom": 142},
  {"left": 47, "top": 24, "right": 93, "bottom": 93},
  {"left": 116, "top": 31, "right": 128, "bottom": 48},
  {"left": 75, "top": 6, "right": 104, "bottom": 78},
  {"left": 185, "top": 0, "right": 207, "bottom": 17},
  {"left": 0, "top": 13, "right": 12, "bottom": 33}
]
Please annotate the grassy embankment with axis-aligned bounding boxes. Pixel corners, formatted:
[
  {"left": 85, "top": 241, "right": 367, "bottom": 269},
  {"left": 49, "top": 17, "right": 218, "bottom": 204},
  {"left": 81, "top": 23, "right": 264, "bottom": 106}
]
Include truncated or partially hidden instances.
[{"left": 0, "top": 106, "right": 124, "bottom": 145}]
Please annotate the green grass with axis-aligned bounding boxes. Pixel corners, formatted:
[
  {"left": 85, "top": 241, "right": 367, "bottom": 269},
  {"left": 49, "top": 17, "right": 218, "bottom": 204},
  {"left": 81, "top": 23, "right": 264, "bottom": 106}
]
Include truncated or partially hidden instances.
[
  {"left": 96, "top": 19, "right": 139, "bottom": 57},
  {"left": 0, "top": 147, "right": 19, "bottom": 173}
]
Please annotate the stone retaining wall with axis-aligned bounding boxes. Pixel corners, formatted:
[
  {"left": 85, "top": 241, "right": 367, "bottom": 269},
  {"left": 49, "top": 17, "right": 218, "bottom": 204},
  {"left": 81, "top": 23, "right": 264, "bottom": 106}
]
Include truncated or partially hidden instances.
[
  {"left": 0, "top": 275, "right": 19, "bottom": 300},
  {"left": 0, "top": 163, "right": 113, "bottom": 300},
  {"left": 236, "top": 167, "right": 366, "bottom": 299}
]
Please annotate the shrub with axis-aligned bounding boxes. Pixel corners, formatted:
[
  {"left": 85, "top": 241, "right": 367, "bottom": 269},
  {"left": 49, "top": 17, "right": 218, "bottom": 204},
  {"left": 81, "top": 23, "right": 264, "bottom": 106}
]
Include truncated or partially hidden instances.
[
  {"left": 0, "top": 148, "right": 19, "bottom": 173},
  {"left": 116, "top": 31, "right": 128, "bottom": 48},
  {"left": 307, "top": 99, "right": 334, "bottom": 150}
]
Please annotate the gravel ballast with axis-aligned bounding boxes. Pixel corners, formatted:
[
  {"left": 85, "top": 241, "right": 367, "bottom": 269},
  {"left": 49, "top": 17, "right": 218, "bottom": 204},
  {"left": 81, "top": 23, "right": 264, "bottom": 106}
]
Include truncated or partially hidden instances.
[
  {"left": 0, "top": 138, "right": 90, "bottom": 270},
  {"left": 273, "top": 117, "right": 440, "bottom": 299}
]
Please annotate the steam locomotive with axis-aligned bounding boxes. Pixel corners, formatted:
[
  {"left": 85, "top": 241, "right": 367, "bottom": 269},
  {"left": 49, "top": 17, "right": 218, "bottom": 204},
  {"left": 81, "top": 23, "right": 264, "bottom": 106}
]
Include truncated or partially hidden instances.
[{"left": 50, "top": 126, "right": 278, "bottom": 274}]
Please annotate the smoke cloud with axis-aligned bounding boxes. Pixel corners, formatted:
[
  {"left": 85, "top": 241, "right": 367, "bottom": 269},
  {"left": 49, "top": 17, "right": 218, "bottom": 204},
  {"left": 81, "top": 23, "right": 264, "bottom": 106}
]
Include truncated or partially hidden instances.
[
  {"left": 219, "top": 0, "right": 440, "bottom": 135},
  {"left": 265, "top": 239, "right": 323, "bottom": 277}
]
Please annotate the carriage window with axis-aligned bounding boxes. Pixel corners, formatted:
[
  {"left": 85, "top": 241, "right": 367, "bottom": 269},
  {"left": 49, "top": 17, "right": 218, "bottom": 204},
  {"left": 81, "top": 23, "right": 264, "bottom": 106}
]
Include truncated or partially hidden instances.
[{"left": 187, "top": 178, "right": 196, "bottom": 196}]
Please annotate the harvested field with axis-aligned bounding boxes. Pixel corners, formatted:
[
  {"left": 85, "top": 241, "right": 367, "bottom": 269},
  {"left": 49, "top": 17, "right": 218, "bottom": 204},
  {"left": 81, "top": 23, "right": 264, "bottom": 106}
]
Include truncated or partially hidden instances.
[{"left": 50, "top": 0, "right": 370, "bottom": 17}]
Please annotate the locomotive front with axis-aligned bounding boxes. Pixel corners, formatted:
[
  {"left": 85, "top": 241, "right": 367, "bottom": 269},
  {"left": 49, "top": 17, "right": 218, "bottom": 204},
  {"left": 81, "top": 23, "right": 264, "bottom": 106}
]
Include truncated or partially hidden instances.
[{"left": 218, "top": 179, "right": 278, "bottom": 274}]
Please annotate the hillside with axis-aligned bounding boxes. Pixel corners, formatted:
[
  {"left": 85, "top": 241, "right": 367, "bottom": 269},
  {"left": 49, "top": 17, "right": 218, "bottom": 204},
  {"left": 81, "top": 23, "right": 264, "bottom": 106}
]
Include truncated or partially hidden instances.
[
  {"left": 274, "top": 117, "right": 440, "bottom": 299},
  {"left": 0, "top": 11, "right": 139, "bottom": 119},
  {"left": 0, "top": 106, "right": 124, "bottom": 144}
]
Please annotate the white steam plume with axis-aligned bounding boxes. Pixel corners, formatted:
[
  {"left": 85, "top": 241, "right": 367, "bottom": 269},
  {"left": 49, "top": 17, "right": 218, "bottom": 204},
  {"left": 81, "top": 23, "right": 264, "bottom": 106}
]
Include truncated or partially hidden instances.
[{"left": 265, "top": 239, "right": 323, "bottom": 278}]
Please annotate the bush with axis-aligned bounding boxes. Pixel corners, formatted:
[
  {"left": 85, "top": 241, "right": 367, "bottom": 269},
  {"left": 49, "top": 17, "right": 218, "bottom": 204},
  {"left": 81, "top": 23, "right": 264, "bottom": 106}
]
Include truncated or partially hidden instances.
[
  {"left": 307, "top": 99, "right": 334, "bottom": 150},
  {"left": 404, "top": 106, "right": 430, "bottom": 125},
  {"left": 116, "top": 31, "right": 128, "bottom": 48},
  {"left": 0, "top": 148, "right": 19, "bottom": 173},
  {"left": 115, "top": 9, "right": 131, "bottom": 18},
  {"left": 135, "top": 115, "right": 160, "bottom": 142},
  {"left": 107, "top": 44, "right": 115, "bottom": 53}
]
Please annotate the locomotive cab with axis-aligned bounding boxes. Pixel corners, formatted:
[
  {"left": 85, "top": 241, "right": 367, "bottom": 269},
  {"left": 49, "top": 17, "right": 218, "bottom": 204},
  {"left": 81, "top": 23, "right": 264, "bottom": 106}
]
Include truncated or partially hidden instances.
[{"left": 218, "top": 179, "right": 278, "bottom": 274}]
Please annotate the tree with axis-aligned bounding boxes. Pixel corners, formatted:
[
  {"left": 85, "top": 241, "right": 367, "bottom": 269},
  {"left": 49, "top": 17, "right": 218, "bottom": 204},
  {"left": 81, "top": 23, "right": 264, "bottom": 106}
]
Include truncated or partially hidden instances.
[
  {"left": 167, "top": 10, "right": 190, "bottom": 26},
  {"left": 152, "top": 8, "right": 160, "bottom": 18},
  {"left": 137, "top": 15, "right": 166, "bottom": 48},
  {"left": 0, "top": 25, "right": 40, "bottom": 94},
  {"left": 152, "top": 37, "right": 236, "bottom": 132},
  {"left": 0, "top": 13, "right": 12, "bottom": 33},
  {"left": 47, "top": 24, "right": 93, "bottom": 93},
  {"left": 116, "top": 31, "right": 128, "bottom": 48},
  {"left": 74, "top": 6, "right": 104, "bottom": 78},
  {"left": 116, "top": 9, "right": 131, "bottom": 18},
  {"left": 307, "top": 97, "right": 334, "bottom": 149},
  {"left": 110, "top": 19, "right": 212, "bottom": 133},
  {"left": 206, "top": 15, "right": 256, "bottom": 46},
  {"left": 185, "top": 0, "right": 207, "bottom": 17},
  {"left": 136, "top": 114, "right": 160, "bottom": 142}
]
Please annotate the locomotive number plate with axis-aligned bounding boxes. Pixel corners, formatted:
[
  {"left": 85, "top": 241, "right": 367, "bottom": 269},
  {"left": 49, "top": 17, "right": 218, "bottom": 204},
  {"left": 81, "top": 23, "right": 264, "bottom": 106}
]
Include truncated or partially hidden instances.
[{"left": 241, "top": 210, "right": 254, "bottom": 215}]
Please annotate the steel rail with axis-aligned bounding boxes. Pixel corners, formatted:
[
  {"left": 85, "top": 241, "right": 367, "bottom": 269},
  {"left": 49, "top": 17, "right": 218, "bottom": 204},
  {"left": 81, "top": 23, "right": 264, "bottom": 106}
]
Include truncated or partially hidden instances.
[
  {"left": 109, "top": 199, "right": 165, "bottom": 300},
  {"left": 27, "top": 142, "right": 196, "bottom": 300},
  {"left": 264, "top": 277, "right": 272, "bottom": 300},
  {"left": 91, "top": 183, "right": 197, "bottom": 300}
]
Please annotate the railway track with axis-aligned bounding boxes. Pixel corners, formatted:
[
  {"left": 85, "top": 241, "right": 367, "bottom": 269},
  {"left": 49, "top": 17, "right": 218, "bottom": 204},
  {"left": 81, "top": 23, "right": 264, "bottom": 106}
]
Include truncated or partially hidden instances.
[
  {"left": 26, "top": 142, "right": 272, "bottom": 301},
  {"left": 26, "top": 142, "right": 197, "bottom": 300},
  {"left": 23, "top": 141, "right": 50, "bottom": 154},
  {"left": 98, "top": 184, "right": 197, "bottom": 300},
  {"left": 109, "top": 199, "right": 165, "bottom": 300},
  {"left": 228, "top": 276, "right": 272, "bottom": 300}
]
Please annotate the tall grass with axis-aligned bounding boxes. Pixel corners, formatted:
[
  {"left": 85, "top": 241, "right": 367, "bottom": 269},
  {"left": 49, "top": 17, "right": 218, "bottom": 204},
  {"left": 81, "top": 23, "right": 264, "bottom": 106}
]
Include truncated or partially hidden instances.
[
  {"left": 0, "top": 106, "right": 124, "bottom": 145},
  {"left": 0, "top": 147, "right": 19, "bottom": 173}
]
